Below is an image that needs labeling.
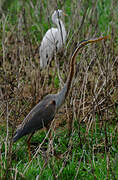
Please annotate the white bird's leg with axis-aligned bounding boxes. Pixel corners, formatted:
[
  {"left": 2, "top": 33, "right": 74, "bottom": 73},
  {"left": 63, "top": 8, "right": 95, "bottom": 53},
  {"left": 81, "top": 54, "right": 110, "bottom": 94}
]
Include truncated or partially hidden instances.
[
  {"left": 41, "top": 62, "right": 51, "bottom": 92},
  {"left": 47, "top": 63, "right": 50, "bottom": 83},
  {"left": 54, "top": 52, "right": 64, "bottom": 88},
  {"left": 47, "top": 59, "right": 53, "bottom": 85}
]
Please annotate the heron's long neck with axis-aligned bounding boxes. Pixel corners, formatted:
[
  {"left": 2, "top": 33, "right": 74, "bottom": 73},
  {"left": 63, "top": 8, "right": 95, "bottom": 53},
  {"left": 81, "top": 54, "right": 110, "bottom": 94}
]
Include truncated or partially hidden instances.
[
  {"left": 56, "top": 41, "right": 90, "bottom": 109},
  {"left": 55, "top": 36, "right": 107, "bottom": 109},
  {"left": 56, "top": 44, "right": 80, "bottom": 109},
  {"left": 55, "top": 19, "right": 66, "bottom": 44}
]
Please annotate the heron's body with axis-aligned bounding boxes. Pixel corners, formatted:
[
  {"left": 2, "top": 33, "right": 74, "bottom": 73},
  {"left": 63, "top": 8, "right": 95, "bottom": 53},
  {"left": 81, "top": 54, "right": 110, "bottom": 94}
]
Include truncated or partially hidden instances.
[
  {"left": 13, "top": 95, "right": 56, "bottom": 142},
  {"left": 39, "top": 9, "right": 66, "bottom": 68},
  {"left": 13, "top": 36, "right": 108, "bottom": 159},
  {"left": 13, "top": 83, "right": 67, "bottom": 142}
]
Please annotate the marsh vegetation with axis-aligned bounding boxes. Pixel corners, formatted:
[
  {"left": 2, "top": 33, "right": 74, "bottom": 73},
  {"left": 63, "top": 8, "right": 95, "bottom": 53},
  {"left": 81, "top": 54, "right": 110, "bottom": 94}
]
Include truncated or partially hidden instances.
[{"left": 0, "top": 0, "right": 118, "bottom": 179}]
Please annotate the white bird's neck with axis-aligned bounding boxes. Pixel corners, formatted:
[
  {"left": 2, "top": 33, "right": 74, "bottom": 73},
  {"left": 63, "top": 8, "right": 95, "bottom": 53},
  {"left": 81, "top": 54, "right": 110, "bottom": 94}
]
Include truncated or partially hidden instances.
[{"left": 54, "top": 19, "right": 66, "bottom": 44}]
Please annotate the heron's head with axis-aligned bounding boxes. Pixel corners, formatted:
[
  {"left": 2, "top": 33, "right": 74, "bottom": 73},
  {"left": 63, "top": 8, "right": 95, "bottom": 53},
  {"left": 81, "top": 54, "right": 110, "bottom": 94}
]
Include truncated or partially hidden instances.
[{"left": 52, "top": 9, "right": 64, "bottom": 22}]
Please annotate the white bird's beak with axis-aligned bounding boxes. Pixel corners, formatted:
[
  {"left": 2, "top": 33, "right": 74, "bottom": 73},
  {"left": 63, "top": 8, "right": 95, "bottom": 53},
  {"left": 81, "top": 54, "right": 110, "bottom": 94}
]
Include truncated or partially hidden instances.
[{"left": 63, "top": 12, "right": 68, "bottom": 16}]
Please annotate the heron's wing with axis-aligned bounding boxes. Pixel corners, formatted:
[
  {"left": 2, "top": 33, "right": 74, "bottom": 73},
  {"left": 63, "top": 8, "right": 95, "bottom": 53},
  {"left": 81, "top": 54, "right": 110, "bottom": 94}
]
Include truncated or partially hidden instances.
[{"left": 13, "top": 99, "right": 56, "bottom": 142}]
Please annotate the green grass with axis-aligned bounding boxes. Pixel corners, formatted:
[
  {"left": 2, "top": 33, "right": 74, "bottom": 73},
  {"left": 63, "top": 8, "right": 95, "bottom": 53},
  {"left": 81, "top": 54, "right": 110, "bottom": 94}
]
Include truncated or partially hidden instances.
[{"left": 0, "top": 120, "right": 118, "bottom": 179}]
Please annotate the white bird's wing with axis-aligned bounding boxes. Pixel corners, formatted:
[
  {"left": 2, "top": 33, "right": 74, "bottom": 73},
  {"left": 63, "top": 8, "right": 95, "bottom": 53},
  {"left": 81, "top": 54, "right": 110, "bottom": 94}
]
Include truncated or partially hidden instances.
[{"left": 39, "top": 28, "right": 60, "bottom": 68}]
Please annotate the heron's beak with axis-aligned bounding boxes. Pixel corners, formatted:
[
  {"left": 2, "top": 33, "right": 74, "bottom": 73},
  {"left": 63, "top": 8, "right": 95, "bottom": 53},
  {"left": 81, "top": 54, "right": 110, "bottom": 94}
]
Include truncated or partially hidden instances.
[
  {"left": 78, "top": 35, "right": 109, "bottom": 47},
  {"left": 88, "top": 35, "right": 110, "bottom": 43}
]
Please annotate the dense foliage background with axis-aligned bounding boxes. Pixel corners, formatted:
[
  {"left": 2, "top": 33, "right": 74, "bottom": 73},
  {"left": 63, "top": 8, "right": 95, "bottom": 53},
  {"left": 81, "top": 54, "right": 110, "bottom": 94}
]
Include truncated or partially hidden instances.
[{"left": 0, "top": 0, "right": 118, "bottom": 179}]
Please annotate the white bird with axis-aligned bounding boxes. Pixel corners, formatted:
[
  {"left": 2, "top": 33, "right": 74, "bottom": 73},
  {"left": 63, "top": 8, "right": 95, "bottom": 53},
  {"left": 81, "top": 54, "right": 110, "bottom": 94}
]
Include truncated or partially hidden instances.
[{"left": 39, "top": 9, "right": 67, "bottom": 69}]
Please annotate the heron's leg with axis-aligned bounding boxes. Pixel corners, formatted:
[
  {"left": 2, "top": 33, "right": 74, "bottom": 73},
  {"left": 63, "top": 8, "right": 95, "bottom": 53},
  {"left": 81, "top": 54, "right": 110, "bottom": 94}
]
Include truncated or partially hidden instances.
[{"left": 27, "top": 132, "right": 34, "bottom": 162}]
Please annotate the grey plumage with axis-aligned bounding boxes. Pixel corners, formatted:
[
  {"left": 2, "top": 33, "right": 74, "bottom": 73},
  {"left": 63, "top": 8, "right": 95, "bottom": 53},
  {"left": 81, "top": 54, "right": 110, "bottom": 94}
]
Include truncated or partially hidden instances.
[
  {"left": 13, "top": 81, "right": 68, "bottom": 142},
  {"left": 13, "top": 95, "right": 56, "bottom": 142}
]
